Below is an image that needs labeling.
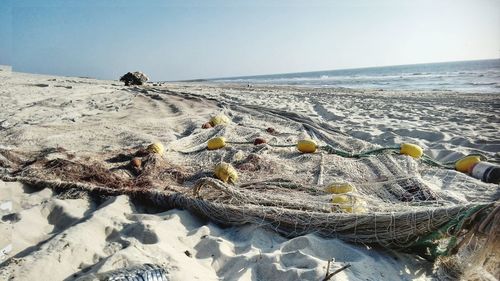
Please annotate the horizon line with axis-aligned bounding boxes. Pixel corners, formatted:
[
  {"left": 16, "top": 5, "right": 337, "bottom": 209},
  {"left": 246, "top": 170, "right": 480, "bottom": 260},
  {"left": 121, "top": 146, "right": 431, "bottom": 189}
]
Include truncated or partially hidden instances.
[{"left": 174, "top": 56, "right": 500, "bottom": 82}]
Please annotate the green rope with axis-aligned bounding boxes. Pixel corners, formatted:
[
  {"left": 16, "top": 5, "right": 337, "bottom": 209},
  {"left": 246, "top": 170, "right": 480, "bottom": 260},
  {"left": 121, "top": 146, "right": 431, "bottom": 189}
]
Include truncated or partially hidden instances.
[
  {"left": 358, "top": 147, "right": 400, "bottom": 157},
  {"left": 226, "top": 140, "right": 296, "bottom": 148},
  {"left": 407, "top": 204, "right": 489, "bottom": 258},
  {"left": 321, "top": 145, "right": 400, "bottom": 158},
  {"left": 322, "top": 144, "right": 491, "bottom": 174},
  {"left": 420, "top": 154, "right": 454, "bottom": 169},
  {"left": 267, "top": 143, "right": 296, "bottom": 148},
  {"left": 219, "top": 140, "right": 492, "bottom": 174},
  {"left": 226, "top": 141, "right": 253, "bottom": 145}
]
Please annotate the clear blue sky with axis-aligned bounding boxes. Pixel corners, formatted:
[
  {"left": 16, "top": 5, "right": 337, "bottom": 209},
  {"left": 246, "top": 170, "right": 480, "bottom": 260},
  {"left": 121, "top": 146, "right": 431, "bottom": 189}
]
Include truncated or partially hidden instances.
[{"left": 1, "top": 0, "right": 499, "bottom": 81}]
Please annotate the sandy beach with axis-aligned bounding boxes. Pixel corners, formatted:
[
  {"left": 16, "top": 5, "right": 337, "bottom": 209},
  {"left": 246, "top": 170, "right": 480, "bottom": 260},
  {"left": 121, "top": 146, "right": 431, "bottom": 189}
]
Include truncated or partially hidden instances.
[{"left": 0, "top": 68, "right": 499, "bottom": 280}]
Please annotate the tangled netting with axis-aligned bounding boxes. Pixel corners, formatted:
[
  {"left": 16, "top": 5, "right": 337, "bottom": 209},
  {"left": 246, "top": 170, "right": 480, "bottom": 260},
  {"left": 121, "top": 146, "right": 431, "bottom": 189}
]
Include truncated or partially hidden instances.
[{"left": 0, "top": 93, "right": 498, "bottom": 264}]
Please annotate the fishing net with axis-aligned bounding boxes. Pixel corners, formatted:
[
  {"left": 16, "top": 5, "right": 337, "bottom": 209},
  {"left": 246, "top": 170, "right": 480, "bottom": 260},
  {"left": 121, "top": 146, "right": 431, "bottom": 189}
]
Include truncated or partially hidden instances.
[{"left": 0, "top": 89, "right": 498, "bottom": 277}]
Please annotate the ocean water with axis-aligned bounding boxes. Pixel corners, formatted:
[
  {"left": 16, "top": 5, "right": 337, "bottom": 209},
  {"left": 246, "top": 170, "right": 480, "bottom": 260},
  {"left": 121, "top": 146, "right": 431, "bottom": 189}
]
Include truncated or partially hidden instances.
[{"left": 212, "top": 59, "right": 500, "bottom": 93}]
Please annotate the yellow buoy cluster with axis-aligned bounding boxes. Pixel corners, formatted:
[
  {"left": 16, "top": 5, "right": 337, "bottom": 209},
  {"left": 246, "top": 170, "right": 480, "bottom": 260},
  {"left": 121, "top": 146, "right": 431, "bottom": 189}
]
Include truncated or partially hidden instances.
[
  {"left": 325, "top": 182, "right": 365, "bottom": 213},
  {"left": 207, "top": 137, "right": 226, "bottom": 150},
  {"left": 214, "top": 162, "right": 238, "bottom": 184},
  {"left": 399, "top": 143, "right": 423, "bottom": 159},
  {"left": 297, "top": 139, "right": 317, "bottom": 153},
  {"left": 147, "top": 142, "right": 165, "bottom": 155}
]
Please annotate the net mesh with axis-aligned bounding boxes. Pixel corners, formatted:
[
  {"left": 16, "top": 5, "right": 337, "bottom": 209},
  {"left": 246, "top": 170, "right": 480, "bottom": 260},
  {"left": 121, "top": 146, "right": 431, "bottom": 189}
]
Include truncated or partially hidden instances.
[{"left": 0, "top": 101, "right": 498, "bottom": 254}]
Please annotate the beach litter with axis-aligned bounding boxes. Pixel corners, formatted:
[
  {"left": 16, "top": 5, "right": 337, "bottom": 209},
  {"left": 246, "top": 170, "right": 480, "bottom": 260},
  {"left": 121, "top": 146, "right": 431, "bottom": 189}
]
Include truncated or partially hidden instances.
[{"left": 0, "top": 115, "right": 498, "bottom": 278}]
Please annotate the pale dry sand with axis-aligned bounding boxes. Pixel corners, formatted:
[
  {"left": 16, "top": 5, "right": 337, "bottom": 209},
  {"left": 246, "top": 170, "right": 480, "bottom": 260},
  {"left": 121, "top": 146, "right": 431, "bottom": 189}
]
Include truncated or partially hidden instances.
[{"left": 0, "top": 68, "right": 498, "bottom": 280}]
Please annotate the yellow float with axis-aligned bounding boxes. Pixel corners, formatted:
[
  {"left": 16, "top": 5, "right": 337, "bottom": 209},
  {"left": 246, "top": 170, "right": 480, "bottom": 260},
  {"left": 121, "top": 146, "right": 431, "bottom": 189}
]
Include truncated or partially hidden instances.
[
  {"left": 400, "top": 143, "right": 423, "bottom": 159},
  {"left": 297, "top": 139, "right": 317, "bottom": 153},
  {"left": 207, "top": 137, "right": 226, "bottom": 150},
  {"left": 455, "top": 155, "right": 481, "bottom": 173},
  {"left": 344, "top": 205, "right": 367, "bottom": 213},
  {"left": 209, "top": 114, "right": 230, "bottom": 126},
  {"left": 331, "top": 194, "right": 365, "bottom": 213},
  {"left": 147, "top": 142, "right": 164, "bottom": 155},
  {"left": 324, "top": 182, "right": 356, "bottom": 194},
  {"left": 331, "top": 194, "right": 352, "bottom": 204},
  {"left": 214, "top": 162, "right": 238, "bottom": 184}
]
